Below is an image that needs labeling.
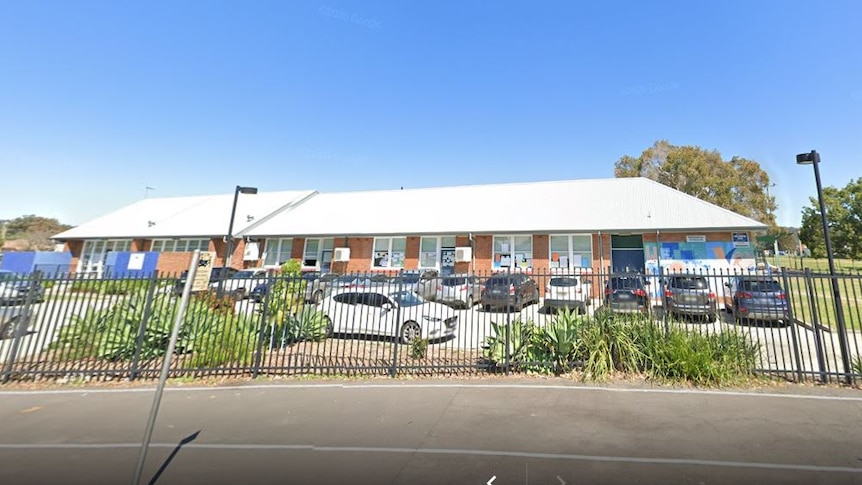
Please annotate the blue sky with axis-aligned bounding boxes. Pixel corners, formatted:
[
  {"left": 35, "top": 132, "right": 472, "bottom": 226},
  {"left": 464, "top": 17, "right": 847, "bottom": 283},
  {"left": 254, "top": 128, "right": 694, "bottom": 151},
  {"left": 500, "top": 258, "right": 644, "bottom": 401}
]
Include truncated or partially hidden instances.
[{"left": 1, "top": 1, "right": 860, "bottom": 227}]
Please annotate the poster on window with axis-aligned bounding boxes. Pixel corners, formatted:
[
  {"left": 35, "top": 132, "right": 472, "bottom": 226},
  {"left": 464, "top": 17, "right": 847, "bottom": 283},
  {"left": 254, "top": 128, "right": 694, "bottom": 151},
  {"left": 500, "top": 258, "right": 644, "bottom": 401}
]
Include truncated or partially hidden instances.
[
  {"left": 391, "top": 251, "right": 405, "bottom": 268},
  {"left": 374, "top": 251, "right": 390, "bottom": 267},
  {"left": 441, "top": 249, "right": 455, "bottom": 266}
]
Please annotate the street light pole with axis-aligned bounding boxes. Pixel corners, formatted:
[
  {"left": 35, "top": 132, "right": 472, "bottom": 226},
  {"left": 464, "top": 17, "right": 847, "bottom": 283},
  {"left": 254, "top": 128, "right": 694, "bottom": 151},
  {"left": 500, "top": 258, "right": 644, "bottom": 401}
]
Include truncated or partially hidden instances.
[
  {"left": 219, "top": 185, "right": 258, "bottom": 295},
  {"left": 796, "top": 150, "right": 851, "bottom": 383}
]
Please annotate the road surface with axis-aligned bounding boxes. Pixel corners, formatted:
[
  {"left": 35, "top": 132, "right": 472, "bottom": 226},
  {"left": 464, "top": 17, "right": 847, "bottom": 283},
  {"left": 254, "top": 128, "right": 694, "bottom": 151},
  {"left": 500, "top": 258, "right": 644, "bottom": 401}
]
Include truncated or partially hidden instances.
[{"left": 1, "top": 381, "right": 861, "bottom": 484}]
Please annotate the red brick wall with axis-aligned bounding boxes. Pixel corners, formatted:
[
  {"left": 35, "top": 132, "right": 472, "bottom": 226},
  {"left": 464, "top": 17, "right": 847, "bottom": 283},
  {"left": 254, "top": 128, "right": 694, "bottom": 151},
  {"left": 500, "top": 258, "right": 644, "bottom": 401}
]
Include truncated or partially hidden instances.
[
  {"left": 130, "top": 239, "right": 146, "bottom": 252},
  {"left": 156, "top": 252, "right": 195, "bottom": 275},
  {"left": 65, "top": 240, "right": 84, "bottom": 273},
  {"left": 473, "top": 235, "right": 493, "bottom": 274},
  {"left": 454, "top": 235, "right": 472, "bottom": 274},
  {"left": 404, "top": 237, "right": 420, "bottom": 270}
]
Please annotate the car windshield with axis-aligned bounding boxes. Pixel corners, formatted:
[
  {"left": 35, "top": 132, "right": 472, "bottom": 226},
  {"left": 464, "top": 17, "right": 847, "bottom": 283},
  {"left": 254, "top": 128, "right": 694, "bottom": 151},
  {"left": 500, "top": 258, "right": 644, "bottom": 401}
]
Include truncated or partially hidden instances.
[
  {"left": 486, "top": 277, "right": 515, "bottom": 287},
  {"left": 390, "top": 290, "right": 423, "bottom": 307},
  {"left": 234, "top": 270, "right": 258, "bottom": 279},
  {"left": 302, "top": 272, "right": 320, "bottom": 281},
  {"left": 550, "top": 277, "right": 578, "bottom": 287},
  {"left": 740, "top": 280, "right": 782, "bottom": 292},
  {"left": 442, "top": 277, "right": 467, "bottom": 286},
  {"left": 335, "top": 275, "right": 359, "bottom": 284},
  {"left": 671, "top": 277, "right": 708, "bottom": 290}
]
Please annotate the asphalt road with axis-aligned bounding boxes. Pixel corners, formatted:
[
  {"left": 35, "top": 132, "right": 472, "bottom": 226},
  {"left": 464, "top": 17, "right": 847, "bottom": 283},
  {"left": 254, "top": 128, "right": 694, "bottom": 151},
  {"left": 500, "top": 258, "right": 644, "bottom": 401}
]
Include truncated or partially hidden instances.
[{"left": 1, "top": 381, "right": 862, "bottom": 485}]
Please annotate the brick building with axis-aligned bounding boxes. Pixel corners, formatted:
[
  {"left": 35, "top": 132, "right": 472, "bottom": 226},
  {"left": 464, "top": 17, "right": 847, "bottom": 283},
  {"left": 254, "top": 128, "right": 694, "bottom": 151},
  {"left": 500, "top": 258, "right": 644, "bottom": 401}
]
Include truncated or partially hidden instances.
[{"left": 54, "top": 178, "right": 766, "bottom": 279}]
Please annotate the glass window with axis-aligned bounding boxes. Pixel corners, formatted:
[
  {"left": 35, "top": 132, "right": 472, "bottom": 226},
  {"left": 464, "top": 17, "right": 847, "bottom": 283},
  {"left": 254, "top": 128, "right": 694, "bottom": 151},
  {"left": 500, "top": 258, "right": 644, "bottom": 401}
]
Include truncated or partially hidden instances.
[
  {"left": 441, "top": 236, "right": 456, "bottom": 248},
  {"left": 493, "top": 235, "right": 533, "bottom": 271},
  {"left": 302, "top": 238, "right": 333, "bottom": 268},
  {"left": 373, "top": 237, "right": 406, "bottom": 268},
  {"left": 420, "top": 237, "right": 438, "bottom": 268},
  {"left": 264, "top": 238, "right": 293, "bottom": 266},
  {"left": 549, "top": 235, "right": 593, "bottom": 270},
  {"left": 78, "top": 239, "right": 132, "bottom": 274},
  {"left": 149, "top": 239, "right": 208, "bottom": 253}
]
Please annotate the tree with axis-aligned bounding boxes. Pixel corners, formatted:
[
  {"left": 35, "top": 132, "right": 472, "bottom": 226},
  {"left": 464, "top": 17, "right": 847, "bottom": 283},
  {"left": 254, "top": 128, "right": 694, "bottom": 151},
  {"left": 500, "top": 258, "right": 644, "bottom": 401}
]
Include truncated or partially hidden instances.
[
  {"left": 799, "top": 178, "right": 862, "bottom": 259},
  {"left": 614, "top": 140, "right": 777, "bottom": 226},
  {"left": 2, "top": 215, "right": 73, "bottom": 251}
]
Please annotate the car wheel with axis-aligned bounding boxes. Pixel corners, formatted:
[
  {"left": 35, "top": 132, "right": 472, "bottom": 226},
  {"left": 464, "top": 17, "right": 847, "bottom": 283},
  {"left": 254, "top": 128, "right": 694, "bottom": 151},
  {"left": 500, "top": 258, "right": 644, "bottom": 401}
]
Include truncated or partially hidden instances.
[
  {"left": 483, "top": 304, "right": 491, "bottom": 312},
  {"left": 466, "top": 295, "right": 474, "bottom": 309},
  {"left": 324, "top": 316, "right": 334, "bottom": 338},
  {"left": 399, "top": 321, "right": 421, "bottom": 344},
  {"left": 578, "top": 304, "right": 586, "bottom": 316},
  {"left": 231, "top": 289, "right": 245, "bottom": 300},
  {"left": 313, "top": 290, "right": 323, "bottom": 304},
  {"left": 0, "top": 317, "right": 16, "bottom": 339}
]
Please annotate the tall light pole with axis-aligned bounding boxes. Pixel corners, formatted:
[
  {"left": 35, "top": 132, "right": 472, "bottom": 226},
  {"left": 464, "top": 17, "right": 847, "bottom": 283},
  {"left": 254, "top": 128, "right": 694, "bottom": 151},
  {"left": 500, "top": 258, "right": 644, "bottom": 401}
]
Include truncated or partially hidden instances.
[
  {"left": 765, "top": 182, "right": 778, "bottom": 266},
  {"left": 219, "top": 186, "right": 258, "bottom": 294},
  {"left": 796, "top": 150, "right": 851, "bottom": 383}
]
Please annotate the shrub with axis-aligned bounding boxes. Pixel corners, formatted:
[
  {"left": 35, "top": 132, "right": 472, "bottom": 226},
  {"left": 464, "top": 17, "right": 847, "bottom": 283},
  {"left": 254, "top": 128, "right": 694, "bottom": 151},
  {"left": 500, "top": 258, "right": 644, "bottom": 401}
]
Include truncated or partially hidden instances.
[
  {"left": 853, "top": 357, "right": 862, "bottom": 377},
  {"left": 410, "top": 338, "right": 428, "bottom": 360},
  {"left": 575, "top": 312, "right": 644, "bottom": 380},
  {"left": 482, "top": 319, "right": 537, "bottom": 369},
  {"left": 70, "top": 278, "right": 153, "bottom": 295}
]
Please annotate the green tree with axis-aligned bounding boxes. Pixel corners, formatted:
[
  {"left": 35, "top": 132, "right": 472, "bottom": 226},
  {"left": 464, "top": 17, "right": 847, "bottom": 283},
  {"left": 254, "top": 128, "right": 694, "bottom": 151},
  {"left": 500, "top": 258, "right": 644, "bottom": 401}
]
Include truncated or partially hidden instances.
[
  {"left": 3, "top": 214, "right": 73, "bottom": 251},
  {"left": 614, "top": 140, "right": 776, "bottom": 225},
  {"left": 799, "top": 178, "right": 862, "bottom": 259}
]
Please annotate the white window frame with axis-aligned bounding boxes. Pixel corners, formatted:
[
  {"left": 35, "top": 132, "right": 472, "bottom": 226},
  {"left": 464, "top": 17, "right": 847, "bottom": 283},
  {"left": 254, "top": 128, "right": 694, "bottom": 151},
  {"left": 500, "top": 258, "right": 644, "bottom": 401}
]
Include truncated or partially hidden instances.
[
  {"left": 78, "top": 239, "right": 132, "bottom": 275},
  {"left": 418, "top": 236, "right": 457, "bottom": 269},
  {"left": 149, "top": 238, "right": 210, "bottom": 253},
  {"left": 303, "top": 237, "right": 334, "bottom": 270},
  {"left": 372, "top": 237, "right": 407, "bottom": 269},
  {"left": 492, "top": 235, "right": 533, "bottom": 272},
  {"left": 549, "top": 234, "right": 594, "bottom": 272},
  {"left": 263, "top": 238, "right": 294, "bottom": 267}
]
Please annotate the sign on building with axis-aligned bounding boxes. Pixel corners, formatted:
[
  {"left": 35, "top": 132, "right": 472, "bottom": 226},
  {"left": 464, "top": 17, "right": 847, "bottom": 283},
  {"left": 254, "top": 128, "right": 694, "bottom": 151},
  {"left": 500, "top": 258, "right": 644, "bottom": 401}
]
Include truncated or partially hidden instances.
[{"left": 732, "top": 233, "right": 750, "bottom": 247}]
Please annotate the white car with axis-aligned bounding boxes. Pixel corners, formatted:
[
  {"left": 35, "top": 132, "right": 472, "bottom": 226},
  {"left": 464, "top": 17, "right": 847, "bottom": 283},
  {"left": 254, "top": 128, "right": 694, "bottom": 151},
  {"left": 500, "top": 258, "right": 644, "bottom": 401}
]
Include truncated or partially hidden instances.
[
  {"left": 209, "top": 268, "right": 267, "bottom": 299},
  {"left": 317, "top": 289, "right": 458, "bottom": 344},
  {"left": 543, "top": 275, "right": 591, "bottom": 314}
]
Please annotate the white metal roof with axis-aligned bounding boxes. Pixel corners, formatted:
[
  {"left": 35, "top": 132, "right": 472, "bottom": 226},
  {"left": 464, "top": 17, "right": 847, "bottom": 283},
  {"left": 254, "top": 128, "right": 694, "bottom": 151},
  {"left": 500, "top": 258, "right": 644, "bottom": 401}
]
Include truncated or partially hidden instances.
[
  {"left": 54, "top": 190, "right": 317, "bottom": 240},
  {"left": 241, "top": 178, "right": 767, "bottom": 237}
]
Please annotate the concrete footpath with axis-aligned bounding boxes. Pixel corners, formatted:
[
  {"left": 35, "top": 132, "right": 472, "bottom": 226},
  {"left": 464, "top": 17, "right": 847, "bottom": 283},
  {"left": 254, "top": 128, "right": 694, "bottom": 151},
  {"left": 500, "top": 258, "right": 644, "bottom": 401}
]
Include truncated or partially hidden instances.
[{"left": 1, "top": 380, "right": 861, "bottom": 485}]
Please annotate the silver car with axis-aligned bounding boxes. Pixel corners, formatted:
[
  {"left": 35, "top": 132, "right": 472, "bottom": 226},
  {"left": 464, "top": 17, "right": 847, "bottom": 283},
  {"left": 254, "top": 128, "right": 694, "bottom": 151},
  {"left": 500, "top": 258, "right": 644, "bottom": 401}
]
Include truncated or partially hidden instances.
[
  {"left": 435, "top": 274, "right": 482, "bottom": 308},
  {"left": 391, "top": 270, "right": 439, "bottom": 301}
]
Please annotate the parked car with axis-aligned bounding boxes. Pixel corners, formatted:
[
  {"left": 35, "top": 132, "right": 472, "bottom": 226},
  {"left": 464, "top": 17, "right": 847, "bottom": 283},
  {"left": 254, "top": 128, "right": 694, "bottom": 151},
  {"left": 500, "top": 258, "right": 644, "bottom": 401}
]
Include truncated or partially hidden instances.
[
  {"left": 481, "top": 273, "right": 539, "bottom": 311},
  {"left": 0, "top": 270, "right": 45, "bottom": 305},
  {"left": 725, "top": 276, "right": 788, "bottom": 324},
  {"left": 304, "top": 272, "right": 343, "bottom": 303},
  {"left": 391, "top": 270, "right": 439, "bottom": 301},
  {"left": 172, "top": 266, "right": 238, "bottom": 296},
  {"left": 317, "top": 289, "right": 458, "bottom": 344},
  {"left": 543, "top": 275, "right": 590, "bottom": 314},
  {"left": 663, "top": 275, "right": 717, "bottom": 321},
  {"left": 209, "top": 268, "right": 267, "bottom": 299},
  {"left": 435, "top": 274, "right": 483, "bottom": 308},
  {"left": 604, "top": 274, "right": 651, "bottom": 315}
]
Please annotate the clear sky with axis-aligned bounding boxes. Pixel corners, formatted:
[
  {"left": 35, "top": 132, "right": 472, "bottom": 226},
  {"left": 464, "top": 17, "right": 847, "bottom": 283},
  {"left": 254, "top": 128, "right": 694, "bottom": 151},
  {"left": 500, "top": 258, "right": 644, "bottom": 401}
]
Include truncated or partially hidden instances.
[{"left": 1, "top": 1, "right": 860, "bottom": 228}]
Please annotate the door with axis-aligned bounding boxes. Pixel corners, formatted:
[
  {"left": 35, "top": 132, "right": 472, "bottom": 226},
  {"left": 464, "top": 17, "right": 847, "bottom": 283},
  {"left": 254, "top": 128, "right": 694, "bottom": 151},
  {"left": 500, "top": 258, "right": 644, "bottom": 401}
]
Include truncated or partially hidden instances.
[
  {"left": 440, "top": 248, "right": 456, "bottom": 276},
  {"left": 611, "top": 235, "right": 645, "bottom": 273}
]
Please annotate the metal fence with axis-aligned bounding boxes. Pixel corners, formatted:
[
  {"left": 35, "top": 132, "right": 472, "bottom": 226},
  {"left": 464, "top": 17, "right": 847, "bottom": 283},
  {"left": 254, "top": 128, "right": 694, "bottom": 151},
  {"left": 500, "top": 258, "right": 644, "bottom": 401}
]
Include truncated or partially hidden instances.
[{"left": 1, "top": 267, "right": 860, "bottom": 384}]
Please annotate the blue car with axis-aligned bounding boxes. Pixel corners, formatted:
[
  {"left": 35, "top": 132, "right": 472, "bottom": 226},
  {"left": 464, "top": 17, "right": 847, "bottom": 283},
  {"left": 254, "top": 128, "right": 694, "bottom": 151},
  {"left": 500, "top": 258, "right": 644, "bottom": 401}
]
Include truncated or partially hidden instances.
[{"left": 725, "top": 276, "right": 789, "bottom": 324}]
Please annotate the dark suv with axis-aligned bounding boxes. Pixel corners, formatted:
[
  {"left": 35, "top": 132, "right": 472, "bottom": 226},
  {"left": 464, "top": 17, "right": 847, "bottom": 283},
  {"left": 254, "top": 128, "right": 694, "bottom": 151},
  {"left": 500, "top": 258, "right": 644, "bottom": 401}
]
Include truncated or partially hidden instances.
[
  {"left": 664, "top": 275, "right": 717, "bottom": 321},
  {"left": 481, "top": 273, "right": 539, "bottom": 311},
  {"left": 604, "top": 274, "right": 651, "bottom": 315}
]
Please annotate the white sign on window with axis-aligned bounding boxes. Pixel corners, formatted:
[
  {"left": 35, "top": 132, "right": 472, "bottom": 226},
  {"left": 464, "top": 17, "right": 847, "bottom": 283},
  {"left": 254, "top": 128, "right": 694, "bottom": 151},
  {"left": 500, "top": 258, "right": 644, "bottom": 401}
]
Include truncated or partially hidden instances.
[{"left": 686, "top": 235, "right": 707, "bottom": 243}]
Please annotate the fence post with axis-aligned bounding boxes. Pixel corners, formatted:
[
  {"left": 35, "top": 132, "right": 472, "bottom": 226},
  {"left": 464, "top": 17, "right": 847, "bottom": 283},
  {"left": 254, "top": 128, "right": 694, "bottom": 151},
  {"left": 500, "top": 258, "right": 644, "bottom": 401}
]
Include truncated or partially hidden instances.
[
  {"left": 1, "top": 271, "right": 40, "bottom": 383},
  {"left": 390, "top": 271, "right": 404, "bottom": 378},
  {"left": 780, "top": 268, "right": 804, "bottom": 383},
  {"left": 505, "top": 267, "right": 511, "bottom": 375},
  {"left": 804, "top": 269, "right": 828, "bottom": 383},
  {"left": 129, "top": 273, "right": 159, "bottom": 381},
  {"left": 251, "top": 275, "right": 272, "bottom": 379},
  {"left": 659, "top": 266, "right": 668, "bottom": 334}
]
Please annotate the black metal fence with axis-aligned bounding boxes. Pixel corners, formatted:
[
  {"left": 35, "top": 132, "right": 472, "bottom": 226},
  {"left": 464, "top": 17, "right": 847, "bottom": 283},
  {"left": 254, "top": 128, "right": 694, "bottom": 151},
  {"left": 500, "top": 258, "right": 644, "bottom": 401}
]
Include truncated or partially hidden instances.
[{"left": 1, "top": 267, "right": 860, "bottom": 384}]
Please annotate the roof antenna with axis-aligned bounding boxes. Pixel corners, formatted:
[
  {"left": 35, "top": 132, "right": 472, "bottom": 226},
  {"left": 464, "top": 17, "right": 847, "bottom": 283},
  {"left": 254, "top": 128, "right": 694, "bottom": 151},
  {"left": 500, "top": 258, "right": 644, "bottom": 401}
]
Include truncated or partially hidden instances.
[
  {"left": 400, "top": 186, "right": 403, "bottom": 190},
  {"left": 144, "top": 186, "right": 155, "bottom": 198}
]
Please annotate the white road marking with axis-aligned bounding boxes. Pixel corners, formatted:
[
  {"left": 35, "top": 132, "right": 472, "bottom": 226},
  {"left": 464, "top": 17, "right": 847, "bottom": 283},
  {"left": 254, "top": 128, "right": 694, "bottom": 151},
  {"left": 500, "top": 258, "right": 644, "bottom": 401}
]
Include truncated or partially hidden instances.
[
  {"left": 0, "top": 442, "right": 859, "bottom": 474},
  {"left": 1, "top": 382, "right": 861, "bottom": 402}
]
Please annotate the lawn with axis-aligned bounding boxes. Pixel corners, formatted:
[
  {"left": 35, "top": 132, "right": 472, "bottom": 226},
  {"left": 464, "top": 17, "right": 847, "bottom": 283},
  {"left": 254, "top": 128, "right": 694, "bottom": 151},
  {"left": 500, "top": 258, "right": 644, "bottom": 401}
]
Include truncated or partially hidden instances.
[
  {"left": 781, "top": 271, "right": 862, "bottom": 332},
  {"left": 774, "top": 255, "right": 862, "bottom": 273}
]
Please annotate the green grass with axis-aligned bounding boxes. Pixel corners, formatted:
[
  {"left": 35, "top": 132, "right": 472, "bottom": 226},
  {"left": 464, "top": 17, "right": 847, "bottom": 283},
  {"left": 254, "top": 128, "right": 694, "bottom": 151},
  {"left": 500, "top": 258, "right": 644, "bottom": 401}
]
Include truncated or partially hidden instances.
[
  {"left": 774, "top": 255, "right": 862, "bottom": 273},
  {"left": 782, "top": 273, "right": 862, "bottom": 331}
]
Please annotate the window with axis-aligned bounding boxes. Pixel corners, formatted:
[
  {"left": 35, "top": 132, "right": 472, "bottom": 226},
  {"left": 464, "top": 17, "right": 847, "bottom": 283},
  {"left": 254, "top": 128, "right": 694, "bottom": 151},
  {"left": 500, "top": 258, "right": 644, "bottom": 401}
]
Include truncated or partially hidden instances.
[
  {"left": 549, "top": 235, "right": 593, "bottom": 271},
  {"left": 492, "top": 235, "right": 532, "bottom": 271},
  {"left": 150, "top": 239, "right": 209, "bottom": 253},
  {"left": 303, "top": 238, "right": 334, "bottom": 269},
  {"left": 419, "top": 236, "right": 457, "bottom": 269},
  {"left": 263, "top": 238, "right": 293, "bottom": 266},
  {"left": 78, "top": 239, "right": 132, "bottom": 274},
  {"left": 373, "top": 237, "right": 406, "bottom": 269}
]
